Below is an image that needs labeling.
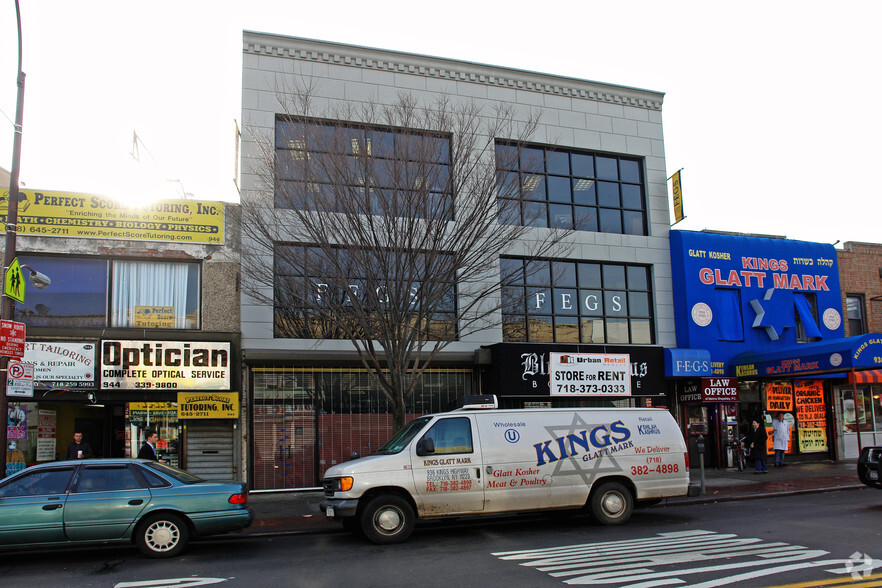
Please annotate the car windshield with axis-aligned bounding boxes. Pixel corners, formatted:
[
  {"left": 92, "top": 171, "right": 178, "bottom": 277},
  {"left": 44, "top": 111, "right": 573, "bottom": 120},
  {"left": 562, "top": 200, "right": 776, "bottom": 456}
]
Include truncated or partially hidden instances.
[
  {"left": 143, "top": 461, "right": 205, "bottom": 484},
  {"left": 375, "top": 417, "right": 432, "bottom": 454}
]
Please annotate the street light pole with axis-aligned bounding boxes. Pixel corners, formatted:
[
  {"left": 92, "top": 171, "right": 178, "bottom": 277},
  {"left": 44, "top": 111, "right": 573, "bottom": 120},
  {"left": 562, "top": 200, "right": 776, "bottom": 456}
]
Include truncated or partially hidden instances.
[{"left": 1, "top": 0, "right": 26, "bottom": 473}]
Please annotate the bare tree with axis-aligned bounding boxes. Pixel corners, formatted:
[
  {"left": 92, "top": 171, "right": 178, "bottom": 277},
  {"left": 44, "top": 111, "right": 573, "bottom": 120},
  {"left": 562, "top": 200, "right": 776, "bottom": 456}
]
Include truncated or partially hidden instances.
[{"left": 238, "top": 85, "right": 574, "bottom": 431}]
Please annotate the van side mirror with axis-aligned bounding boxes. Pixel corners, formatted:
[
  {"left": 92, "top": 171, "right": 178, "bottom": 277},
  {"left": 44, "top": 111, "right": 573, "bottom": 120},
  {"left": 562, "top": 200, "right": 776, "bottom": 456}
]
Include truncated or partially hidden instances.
[{"left": 416, "top": 437, "right": 435, "bottom": 456}]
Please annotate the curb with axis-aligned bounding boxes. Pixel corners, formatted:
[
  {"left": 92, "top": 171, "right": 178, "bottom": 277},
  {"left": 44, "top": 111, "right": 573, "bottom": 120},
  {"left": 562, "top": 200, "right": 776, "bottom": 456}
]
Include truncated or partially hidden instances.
[
  {"left": 233, "top": 483, "right": 869, "bottom": 539},
  {"left": 666, "top": 483, "right": 866, "bottom": 506}
]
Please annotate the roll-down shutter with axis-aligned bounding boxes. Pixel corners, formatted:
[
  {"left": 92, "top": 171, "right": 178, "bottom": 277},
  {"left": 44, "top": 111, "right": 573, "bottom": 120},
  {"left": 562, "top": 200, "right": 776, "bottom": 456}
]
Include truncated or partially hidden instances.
[{"left": 185, "top": 421, "right": 235, "bottom": 481}]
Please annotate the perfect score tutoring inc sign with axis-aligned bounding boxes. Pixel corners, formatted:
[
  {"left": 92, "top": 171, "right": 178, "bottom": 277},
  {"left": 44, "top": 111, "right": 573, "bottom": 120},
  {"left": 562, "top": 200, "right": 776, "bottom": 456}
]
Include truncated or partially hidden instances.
[
  {"left": 0, "top": 189, "right": 224, "bottom": 244},
  {"left": 549, "top": 352, "right": 631, "bottom": 396},
  {"left": 100, "top": 341, "right": 230, "bottom": 391}
]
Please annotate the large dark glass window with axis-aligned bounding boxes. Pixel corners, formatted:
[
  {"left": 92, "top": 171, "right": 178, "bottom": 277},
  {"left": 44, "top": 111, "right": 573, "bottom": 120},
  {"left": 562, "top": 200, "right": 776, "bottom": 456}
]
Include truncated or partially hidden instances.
[
  {"left": 501, "top": 257, "right": 654, "bottom": 344},
  {"left": 274, "top": 244, "right": 457, "bottom": 340},
  {"left": 275, "top": 118, "right": 453, "bottom": 221},
  {"left": 14, "top": 255, "right": 200, "bottom": 330},
  {"left": 495, "top": 142, "right": 646, "bottom": 235}
]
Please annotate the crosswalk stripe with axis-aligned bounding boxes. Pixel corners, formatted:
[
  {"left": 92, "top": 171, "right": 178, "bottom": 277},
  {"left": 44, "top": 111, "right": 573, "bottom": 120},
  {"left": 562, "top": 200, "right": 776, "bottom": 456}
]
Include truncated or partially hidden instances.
[{"left": 492, "top": 530, "right": 853, "bottom": 587}]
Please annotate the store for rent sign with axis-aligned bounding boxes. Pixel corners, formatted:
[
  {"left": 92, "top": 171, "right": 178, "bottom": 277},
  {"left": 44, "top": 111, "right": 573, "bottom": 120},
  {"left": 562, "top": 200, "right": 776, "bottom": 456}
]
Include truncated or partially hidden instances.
[
  {"left": 101, "top": 341, "right": 230, "bottom": 390},
  {"left": 177, "top": 392, "right": 239, "bottom": 418},
  {"left": 549, "top": 353, "right": 631, "bottom": 396}
]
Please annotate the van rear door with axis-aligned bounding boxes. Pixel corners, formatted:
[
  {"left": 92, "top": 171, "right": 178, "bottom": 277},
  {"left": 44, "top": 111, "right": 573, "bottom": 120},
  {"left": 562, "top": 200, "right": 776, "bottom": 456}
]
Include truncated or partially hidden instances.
[{"left": 411, "top": 415, "right": 484, "bottom": 514}]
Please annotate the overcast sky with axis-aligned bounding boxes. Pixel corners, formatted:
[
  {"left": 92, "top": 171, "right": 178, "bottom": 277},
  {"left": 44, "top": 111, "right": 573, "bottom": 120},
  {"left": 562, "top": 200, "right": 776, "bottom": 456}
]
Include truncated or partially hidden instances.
[{"left": 1, "top": 1, "right": 878, "bottom": 246}]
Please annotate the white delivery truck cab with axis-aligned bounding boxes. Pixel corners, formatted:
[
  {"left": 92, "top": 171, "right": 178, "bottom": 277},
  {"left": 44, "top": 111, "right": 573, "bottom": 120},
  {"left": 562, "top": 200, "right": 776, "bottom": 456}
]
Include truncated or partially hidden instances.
[{"left": 320, "top": 395, "right": 693, "bottom": 544}]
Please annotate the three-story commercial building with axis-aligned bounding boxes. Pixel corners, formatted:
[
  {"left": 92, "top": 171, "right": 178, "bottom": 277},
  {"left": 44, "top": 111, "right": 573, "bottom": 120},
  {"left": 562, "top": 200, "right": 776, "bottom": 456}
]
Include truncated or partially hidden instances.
[{"left": 240, "top": 32, "right": 677, "bottom": 490}]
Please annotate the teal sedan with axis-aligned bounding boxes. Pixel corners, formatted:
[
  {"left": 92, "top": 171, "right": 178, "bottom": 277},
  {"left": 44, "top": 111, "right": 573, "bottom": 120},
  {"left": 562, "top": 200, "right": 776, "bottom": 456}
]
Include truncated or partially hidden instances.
[{"left": 0, "top": 459, "right": 253, "bottom": 558}]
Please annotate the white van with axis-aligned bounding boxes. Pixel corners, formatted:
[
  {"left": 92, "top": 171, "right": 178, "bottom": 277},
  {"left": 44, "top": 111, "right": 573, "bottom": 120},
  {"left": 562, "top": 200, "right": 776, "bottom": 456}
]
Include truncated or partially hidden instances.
[{"left": 321, "top": 396, "right": 694, "bottom": 543}]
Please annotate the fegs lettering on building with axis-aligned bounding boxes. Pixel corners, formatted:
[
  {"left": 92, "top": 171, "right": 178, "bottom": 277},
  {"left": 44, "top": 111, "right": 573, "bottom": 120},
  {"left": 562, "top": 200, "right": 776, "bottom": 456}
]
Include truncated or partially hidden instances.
[{"left": 100, "top": 341, "right": 231, "bottom": 390}]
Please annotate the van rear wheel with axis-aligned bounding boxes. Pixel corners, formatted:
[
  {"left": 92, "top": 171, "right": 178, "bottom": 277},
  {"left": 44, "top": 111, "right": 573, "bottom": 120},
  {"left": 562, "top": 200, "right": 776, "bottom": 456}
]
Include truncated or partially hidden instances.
[
  {"left": 590, "top": 481, "right": 633, "bottom": 525},
  {"left": 360, "top": 495, "right": 415, "bottom": 544}
]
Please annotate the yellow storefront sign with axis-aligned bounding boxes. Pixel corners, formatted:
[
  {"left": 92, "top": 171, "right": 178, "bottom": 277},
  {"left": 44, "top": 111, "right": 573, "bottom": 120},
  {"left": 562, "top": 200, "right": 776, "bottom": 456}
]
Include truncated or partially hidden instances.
[
  {"left": 177, "top": 392, "right": 239, "bottom": 419},
  {"left": 129, "top": 402, "right": 178, "bottom": 419},
  {"left": 798, "top": 427, "right": 828, "bottom": 453},
  {"left": 0, "top": 189, "right": 224, "bottom": 244},
  {"left": 134, "top": 306, "right": 176, "bottom": 329}
]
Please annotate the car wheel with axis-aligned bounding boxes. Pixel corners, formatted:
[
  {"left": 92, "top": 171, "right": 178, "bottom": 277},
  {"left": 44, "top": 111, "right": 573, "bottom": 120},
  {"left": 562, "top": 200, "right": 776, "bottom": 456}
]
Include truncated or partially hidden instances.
[
  {"left": 359, "top": 495, "right": 415, "bottom": 544},
  {"left": 590, "top": 481, "right": 633, "bottom": 525},
  {"left": 136, "top": 513, "right": 189, "bottom": 558}
]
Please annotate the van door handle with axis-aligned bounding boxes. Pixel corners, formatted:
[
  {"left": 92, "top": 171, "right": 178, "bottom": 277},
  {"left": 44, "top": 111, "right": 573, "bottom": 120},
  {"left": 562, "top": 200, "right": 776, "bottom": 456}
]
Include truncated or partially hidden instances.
[
  {"left": 42, "top": 504, "right": 63, "bottom": 510},
  {"left": 475, "top": 468, "right": 480, "bottom": 479},
  {"left": 128, "top": 499, "right": 144, "bottom": 505}
]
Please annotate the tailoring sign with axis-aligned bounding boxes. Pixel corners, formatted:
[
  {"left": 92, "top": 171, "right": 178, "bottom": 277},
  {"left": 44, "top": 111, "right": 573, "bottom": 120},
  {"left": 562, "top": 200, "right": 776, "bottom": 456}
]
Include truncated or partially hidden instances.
[{"left": 23, "top": 341, "right": 96, "bottom": 389}]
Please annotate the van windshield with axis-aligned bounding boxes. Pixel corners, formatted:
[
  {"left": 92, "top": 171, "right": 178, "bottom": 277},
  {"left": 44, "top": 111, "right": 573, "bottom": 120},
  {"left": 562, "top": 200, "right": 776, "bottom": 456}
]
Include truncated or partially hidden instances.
[{"left": 375, "top": 417, "right": 433, "bottom": 454}]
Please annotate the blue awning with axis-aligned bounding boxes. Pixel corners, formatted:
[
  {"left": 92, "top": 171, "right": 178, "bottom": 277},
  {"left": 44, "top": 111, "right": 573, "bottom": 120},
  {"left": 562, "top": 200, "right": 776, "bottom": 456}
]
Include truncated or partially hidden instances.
[
  {"left": 732, "top": 333, "right": 882, "bottom": 378},
  {"left": 665, "top": 348, "right": 712, "bottom": 378}
]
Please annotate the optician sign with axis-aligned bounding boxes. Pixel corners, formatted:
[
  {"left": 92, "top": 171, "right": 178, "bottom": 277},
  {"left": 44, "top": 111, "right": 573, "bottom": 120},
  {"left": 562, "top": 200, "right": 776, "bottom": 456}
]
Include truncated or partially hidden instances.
[
  {"left": 549, "top": 352, "right": 631, "bottom": 396},
  {"left": 100, "top": 341, "right": 231, "bottom": 390},
  {"left": 0, "top": 189, "right": 224, "bottom": 244}
]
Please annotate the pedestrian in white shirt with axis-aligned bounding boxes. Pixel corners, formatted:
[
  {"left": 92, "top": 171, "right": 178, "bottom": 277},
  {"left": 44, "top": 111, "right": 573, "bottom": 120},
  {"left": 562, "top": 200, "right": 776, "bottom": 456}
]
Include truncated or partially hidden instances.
[{"left": 772, "top": 413, "right": 790, "bottom": 467}]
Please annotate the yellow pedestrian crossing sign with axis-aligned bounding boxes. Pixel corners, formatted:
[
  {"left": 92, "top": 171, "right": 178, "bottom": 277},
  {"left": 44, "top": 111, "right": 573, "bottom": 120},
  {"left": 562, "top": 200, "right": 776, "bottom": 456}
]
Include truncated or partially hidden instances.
[{"left": 5, "top": 257, "right": 26, "bottom": 303}]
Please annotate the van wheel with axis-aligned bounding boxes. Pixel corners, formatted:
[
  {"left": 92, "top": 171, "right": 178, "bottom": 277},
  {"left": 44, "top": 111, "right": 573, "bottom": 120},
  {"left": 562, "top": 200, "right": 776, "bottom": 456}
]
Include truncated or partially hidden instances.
[
  {"left": 590, "top": 482, "right": 633, "bottom": 525},
  {"left": 360, "top": 495, "right": 415, "bottom": 544}
]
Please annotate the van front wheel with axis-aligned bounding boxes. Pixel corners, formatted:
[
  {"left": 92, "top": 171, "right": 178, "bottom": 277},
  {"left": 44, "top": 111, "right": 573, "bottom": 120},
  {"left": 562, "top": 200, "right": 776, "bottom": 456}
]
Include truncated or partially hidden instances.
[
  {"left": 590, "top": 481, "right": 633, "bottom": 525},
  {"left": 360, "top": 495, "right": 415, "bottom": 544}
]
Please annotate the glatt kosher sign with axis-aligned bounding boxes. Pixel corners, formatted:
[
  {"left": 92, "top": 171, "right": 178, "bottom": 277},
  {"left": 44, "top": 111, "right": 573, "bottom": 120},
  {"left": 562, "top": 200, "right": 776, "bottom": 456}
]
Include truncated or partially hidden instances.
[
  {"left": 549, "top": 353, "right": 631, "bottom": 396},
  {"left": 100, "top": 341, "right": 230, "bottom": 391}
]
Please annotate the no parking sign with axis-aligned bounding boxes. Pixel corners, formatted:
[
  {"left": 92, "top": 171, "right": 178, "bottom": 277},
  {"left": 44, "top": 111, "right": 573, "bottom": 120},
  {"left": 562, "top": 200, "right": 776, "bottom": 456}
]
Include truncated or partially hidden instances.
[{"left": 6, "top": 360, "right": 35, "bottom": 397}]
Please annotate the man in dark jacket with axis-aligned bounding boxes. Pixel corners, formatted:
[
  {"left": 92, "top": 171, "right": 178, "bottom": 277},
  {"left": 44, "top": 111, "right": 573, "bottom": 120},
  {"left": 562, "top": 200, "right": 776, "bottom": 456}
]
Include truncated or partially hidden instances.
[
  {"left": 746, "top": 418, "right": 768, "bottom": 474},
  {"left": 63, "top": 431, "right": 94, "bottom": 459},
  {"left": 138, "top": 429, "right": 165, "bottom": 463}
]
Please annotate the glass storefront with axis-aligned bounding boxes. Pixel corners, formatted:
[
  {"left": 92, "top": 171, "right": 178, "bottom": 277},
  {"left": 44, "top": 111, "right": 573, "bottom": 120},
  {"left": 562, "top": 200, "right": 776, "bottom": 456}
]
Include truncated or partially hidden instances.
[
  {"left": 5, "top": 400, "right": 184, "bottom": 476},
  {"left": 250, "top": 366, "right": 473, "bottom": 490},
  {"left": 834, "top": 383, "right": 882, "bottom": 457}
]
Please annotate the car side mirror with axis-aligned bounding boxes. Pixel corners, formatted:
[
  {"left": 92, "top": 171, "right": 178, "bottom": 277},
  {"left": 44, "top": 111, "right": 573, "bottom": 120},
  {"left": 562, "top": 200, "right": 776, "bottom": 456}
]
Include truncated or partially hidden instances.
[{"left": 416, "top": 437, "right": 435, "bottom": 456}]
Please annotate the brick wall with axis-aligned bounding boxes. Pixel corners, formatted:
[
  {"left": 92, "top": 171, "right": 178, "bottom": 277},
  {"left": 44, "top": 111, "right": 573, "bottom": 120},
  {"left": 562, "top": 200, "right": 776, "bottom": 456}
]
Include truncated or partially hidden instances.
[{"left": 837, "top": 242, "right": 882, "bottom": 335}]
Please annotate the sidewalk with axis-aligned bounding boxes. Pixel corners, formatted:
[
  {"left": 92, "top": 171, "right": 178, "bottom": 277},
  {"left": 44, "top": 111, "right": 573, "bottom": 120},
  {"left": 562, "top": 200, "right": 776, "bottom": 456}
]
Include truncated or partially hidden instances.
[{"left": 240, "top": 459, "right": 867, "bottom": 537}]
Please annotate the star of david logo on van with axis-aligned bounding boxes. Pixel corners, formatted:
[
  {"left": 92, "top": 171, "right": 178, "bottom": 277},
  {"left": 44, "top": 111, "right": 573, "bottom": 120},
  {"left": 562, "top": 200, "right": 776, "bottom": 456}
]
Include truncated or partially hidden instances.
[{"left": 539, "top": 413, "right": 625, "bottom": 486}]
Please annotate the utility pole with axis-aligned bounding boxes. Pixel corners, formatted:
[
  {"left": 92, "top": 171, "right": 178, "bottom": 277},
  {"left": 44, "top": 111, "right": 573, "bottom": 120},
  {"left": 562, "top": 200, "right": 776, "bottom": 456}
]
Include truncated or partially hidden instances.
[{"left": 1, "top": 0, "right": 26, "bottom": 472}]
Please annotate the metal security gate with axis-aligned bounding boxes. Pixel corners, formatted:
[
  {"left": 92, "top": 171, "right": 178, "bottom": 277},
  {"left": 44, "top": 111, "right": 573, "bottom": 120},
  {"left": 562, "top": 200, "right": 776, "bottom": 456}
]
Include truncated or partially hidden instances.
[{"left": 185, "top": 421, "right": 235, "bottom": 481}]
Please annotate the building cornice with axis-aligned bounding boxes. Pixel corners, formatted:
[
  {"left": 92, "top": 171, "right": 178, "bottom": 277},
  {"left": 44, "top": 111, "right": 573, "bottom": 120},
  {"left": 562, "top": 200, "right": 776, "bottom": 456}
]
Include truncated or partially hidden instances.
[{"left": 243, "top": 31, "right": 664, "bottom": 111}]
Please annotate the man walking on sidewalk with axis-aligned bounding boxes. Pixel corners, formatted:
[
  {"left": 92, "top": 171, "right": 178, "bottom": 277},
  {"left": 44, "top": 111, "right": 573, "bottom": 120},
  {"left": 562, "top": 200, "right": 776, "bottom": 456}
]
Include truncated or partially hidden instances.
[{"left": 772, "top": 413, "right": 790, "bottom": 467}]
